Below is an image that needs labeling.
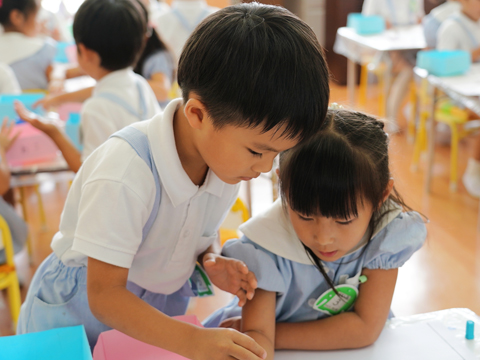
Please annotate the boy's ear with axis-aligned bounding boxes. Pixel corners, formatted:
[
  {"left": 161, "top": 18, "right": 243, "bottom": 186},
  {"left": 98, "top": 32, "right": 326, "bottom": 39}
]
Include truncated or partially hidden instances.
[
  {"left": 184, "top": 96, "right": 209, "bottom": 130},
  {"left": 381, "top": 178, "right": 394, "bottom": 204}
]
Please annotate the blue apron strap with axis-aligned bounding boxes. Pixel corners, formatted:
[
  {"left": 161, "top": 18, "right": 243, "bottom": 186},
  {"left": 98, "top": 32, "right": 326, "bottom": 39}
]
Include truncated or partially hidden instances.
[
  {"left": 96, "top": 79, "right": 148, "bottom": 120},
  {"left": 171, "top": 7, "right": 210, "bottom": 33},
  {"left": 453, "top": 16, "right": 479, "bottom": 49},
  {"left": 109, "top": 126, "right": 161, "bottom": 242}
]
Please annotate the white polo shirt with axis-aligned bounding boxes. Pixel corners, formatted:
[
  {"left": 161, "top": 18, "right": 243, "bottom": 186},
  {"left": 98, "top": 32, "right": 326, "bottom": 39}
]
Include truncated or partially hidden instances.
[
  {"left": 437, "top": 11, "right": 480, "bottom": 53},
  {"left": 154, "top": 0, "right": 219, "bottom": 60},
  {"left": 0, "top": 63, "right": 21, "bottom": 94},
  {"left": 362, "top": 0, "right": 424, "bottom": 26},
  {"left": 80, "top": 68, "right": 161, "bottom": 160},
  {"left": 51, "top": 99, "right": 240, "bottom": 294}
]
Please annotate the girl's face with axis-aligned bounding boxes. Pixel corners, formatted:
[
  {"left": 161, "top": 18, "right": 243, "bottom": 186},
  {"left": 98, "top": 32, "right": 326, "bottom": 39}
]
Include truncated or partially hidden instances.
[{"left": 287, "top": 199, "right": 374, "bottom": 263}]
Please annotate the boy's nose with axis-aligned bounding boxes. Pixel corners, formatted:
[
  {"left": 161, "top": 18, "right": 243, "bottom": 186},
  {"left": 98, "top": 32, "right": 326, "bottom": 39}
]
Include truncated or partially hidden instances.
[{"left": 252, "top": 157, "right": 275, "bottom": 174}]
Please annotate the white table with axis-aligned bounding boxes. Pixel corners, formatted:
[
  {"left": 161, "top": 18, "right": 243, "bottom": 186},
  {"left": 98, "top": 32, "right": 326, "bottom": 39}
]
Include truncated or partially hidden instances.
[
  {"left": 334, "top": 25, "right": 426, "bottom": 113},
  {"left": 275, "top": 308, "right": 480, "bottom": 359}
]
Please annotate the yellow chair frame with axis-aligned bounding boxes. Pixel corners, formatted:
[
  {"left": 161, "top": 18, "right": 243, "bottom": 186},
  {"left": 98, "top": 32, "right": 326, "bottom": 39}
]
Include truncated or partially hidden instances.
[
  {"left": 219, "top": 198, "right": 250, "bottom": 246},
  {"left": 0, "top": 214, "right": 21, "bottom": 330}
]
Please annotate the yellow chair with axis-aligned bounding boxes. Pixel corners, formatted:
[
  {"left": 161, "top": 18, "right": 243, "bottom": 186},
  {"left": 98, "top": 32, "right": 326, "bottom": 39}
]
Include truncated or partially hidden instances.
[
  {"left": 412, "top": 89, "right": 480, "bottom": 191},
  {"left": 0, "top": 214, "right": 22, "bottom": 330},
  {"left": 219, "top": 198, "right": 250, "bottom": 246}
]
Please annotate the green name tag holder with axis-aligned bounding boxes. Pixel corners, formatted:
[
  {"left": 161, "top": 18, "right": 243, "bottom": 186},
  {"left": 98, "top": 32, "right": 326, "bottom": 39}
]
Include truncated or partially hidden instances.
[
  {"left": 189, "top": 264, "right": 214, "bottom": 297},
  {"left": 312, "top": 284, "right": 358, "bottom": 316}
]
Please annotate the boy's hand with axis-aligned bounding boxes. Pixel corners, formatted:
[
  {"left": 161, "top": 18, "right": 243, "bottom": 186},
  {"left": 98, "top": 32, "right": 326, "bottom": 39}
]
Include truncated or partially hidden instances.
[
  {"left": 220, "top": 316, "right": 242, "bottom": 331},
  {"left": 203, "top": 253, "right": 257, "bottom": 306},
  {"left": 14, "top": 101, "right": 60, "bottom": 137},
  {"left": 192, "top": 327, "right": 266, "bottom": 360},
  {"left": 33, "top": 95, "right": 61, "bottom": 110},
  {"left": 0, "top": 118, "right": 20, "bottom": 152}
]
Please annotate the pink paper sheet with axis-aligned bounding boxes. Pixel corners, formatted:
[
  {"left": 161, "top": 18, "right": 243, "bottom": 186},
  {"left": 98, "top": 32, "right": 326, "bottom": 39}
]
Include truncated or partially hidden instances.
[{"left": 93, "top": 315, "right": 202, "bottom": 360}]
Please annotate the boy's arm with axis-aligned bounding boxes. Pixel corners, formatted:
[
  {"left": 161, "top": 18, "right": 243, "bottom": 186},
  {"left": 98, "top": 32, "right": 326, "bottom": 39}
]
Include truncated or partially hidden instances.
[
  {"left": 275, "top": 268, "right": 398, "bottom": 350},
  {"left": 87, "top": 257, "right": 267, "bottom": 360},
  {"left": 14, "top": 101, "right": 82, "bottom": 172},
  {"left": 242, "top": 289, "right": 276, "bottom": 360}
]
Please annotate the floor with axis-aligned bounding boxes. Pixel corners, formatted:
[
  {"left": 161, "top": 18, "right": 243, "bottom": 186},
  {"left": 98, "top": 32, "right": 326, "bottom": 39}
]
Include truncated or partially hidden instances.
[{"left": 1, "top": 82, "right": 479, "bottom": 336}]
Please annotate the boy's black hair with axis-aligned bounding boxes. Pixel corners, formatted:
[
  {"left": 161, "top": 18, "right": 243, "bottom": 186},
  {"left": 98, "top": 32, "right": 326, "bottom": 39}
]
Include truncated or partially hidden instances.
[
  {"left": 178, "top": 3, "right": 330, "bottom": 141},
  {"left": 0, "top": 0, "right": 37, "bottom": 26},
  {"left": 73, "top": 0, "right": 147, "bottom": 71}
]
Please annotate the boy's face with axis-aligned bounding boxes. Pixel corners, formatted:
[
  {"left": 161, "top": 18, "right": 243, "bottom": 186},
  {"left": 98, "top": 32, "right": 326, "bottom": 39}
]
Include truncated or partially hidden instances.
[
  {"left": 198, "top": 121, "right": 298, "bottom": 185},
  {"left": 461, "top": 0, "right": 480, "bottom": 21}
]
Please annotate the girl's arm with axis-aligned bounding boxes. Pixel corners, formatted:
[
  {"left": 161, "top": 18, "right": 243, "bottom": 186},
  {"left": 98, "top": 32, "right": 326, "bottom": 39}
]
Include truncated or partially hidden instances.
[
  {"left": 147, "top": 72, "right": 171, "bottom": 103},
  {"left": 241, "top": 289, "right": 277, "bottom": 360},
  {"left": 275, "top": 268, "right": 398, "bottom": 350},
  {"left": 87, "top": 257, "right": 267, "bottom": 360}
]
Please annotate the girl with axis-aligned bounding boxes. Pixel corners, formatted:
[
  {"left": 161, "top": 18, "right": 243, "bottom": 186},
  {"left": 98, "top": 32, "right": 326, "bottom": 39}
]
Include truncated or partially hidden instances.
[
  {"left": 204, "top": 108, "right": 427, "bottom": 357},
  {"left": 0, "top": 0, "right": 56, "bottom": 91},
  {"left": 31, "top": 0, "right": 175, "bottom": 110}
]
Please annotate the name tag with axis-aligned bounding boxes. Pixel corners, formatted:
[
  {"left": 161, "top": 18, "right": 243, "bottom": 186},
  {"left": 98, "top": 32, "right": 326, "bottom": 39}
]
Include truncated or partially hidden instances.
[
  {"left": 188, "top": 264, "right": 214, "bottom": 297},
  {"left": 311, "top": 284, "right": 358, "bottom": 316}
]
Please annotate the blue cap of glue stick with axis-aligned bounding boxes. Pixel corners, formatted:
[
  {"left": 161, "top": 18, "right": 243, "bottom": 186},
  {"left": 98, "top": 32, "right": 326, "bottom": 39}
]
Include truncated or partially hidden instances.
[{"left": 466, "top": 320, "right": 475, "bottom": 340}]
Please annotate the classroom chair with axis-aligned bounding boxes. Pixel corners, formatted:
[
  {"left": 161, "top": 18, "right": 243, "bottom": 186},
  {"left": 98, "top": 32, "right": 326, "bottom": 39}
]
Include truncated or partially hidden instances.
[
  {"left": 358, "top": 56, "right": 387, "bottom": 117},
  {"left": 0, "top": 214, "right": 22, "bottom": 330},
  {"left": 219, "top": 198, "right": 250, "bottom": 246},
  {"left": 412, "top": 83, "right": 480, "bottom": 191}
]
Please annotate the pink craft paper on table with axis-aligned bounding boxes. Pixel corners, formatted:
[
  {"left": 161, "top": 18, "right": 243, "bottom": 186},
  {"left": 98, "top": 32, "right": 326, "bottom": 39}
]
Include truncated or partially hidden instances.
[
  {"left": 93, "top": 315, "right": 202, "bottom": 360},
  {"left": 6, "top": 123, "right": 59, "bottom": 166},
  {"left": 57, "top": 102, "right": 82, "bottom": 121}
]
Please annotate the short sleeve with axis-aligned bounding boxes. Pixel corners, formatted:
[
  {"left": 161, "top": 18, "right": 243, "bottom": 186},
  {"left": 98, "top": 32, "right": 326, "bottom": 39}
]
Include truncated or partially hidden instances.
[
  {"left": 422, "top": 14, "right": 441, "bottom": 48},
  {"left": 142, "top": 51, "right": 174, "bottom": 83},
  {"left": 222, "top": 237, "right": 287, "bottom": 293},
  {"left": 364, "top": 211, "right": 426, "bottom": 270},
  {"left": 437, "top": 21, "right": 461, "bottom": 50},
  {"left": 0, "top": 63, "right": 20, "bottom": 94}
]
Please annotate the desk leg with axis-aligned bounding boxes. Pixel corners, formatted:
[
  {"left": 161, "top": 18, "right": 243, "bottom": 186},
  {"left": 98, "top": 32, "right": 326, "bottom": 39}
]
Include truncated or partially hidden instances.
[
  {"left": 383, "top": 55, "right": 393, "bottom": 119},
  {"left": 347, "top": 58, "right": 356, "bottom": 106},
  {"left": 424, "top": 85, "right": 436, "bottom": 193}
]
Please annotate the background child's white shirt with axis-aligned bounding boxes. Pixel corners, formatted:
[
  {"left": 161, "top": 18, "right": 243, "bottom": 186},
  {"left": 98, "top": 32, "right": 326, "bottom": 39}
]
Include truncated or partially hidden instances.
[
  {"left": 80, "top": 68, "right": 160, "bottom": 160},
  {"left": 154, "top": 0, "right": 219, "bottom": 60},
  {"left": 51, "top": 99, "right": 240, "bottom": 294},
  {"left": 430, "top": 1, "right": 461, "bottom": 23},
  {"left": 0, "top": 32, "right": 45, "bottom": 65},
  {"left": 437, "top": 11, "right": 480, "bottom": 52},
  {"left": 362, "top": 0, "right": 425, "bottom": 26},
  {"left": 0, "top": 63, "right": 21, "bottom": 94}
]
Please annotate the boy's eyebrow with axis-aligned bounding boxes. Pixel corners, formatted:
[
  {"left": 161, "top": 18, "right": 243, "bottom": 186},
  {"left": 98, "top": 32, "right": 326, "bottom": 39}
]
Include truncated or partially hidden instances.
[{"left": 252, "top": 143, "right": 280, "bottom": 153}]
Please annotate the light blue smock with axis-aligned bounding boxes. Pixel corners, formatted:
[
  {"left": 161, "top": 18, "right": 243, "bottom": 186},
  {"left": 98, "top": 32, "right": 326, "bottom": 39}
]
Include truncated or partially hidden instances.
[
  {"left": 203, "top": 211, "right": 426, "bottom": 327},
  {"left": 141, "top": 50, "right": 175, "bottom": 109},
  {"left": 9, "top": 38, "right": 56, "bottom": 91}
]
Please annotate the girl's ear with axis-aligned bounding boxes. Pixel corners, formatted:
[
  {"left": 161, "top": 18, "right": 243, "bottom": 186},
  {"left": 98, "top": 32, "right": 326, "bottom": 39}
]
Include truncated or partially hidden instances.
[
  {"left": 381, "top": 178, "right": 394, "bottom": 204},
  {"left": 9, "top": 9, "right": 25, "bottom": 29}
]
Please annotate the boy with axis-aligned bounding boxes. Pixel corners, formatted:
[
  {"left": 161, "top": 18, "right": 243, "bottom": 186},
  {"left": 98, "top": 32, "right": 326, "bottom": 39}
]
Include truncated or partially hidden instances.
[
  {"left": 16, "top": 0, "right": 160, "bottom": 172},
  {"left": 437, "top": 0, "right": 480, "bottom": 197},
  {"left": 17, "top": 2, "right": 330, "bottom": 359}
]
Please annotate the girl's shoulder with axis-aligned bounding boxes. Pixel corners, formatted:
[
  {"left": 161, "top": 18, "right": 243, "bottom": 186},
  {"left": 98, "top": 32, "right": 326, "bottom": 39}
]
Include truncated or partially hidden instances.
[{"left": 363, "top": 209, "right": 427, "bottom": 270}]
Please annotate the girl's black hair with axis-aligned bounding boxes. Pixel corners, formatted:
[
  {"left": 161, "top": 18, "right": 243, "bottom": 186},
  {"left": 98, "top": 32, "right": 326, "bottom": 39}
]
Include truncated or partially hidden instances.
[
  {"left": 73, "top": 0, "right": 147, "bottom": 71},
  {"left": 279, "top": 109, "right": 417, "bottom": 293},
  {"left": 133, "top": 0, "right": 175, "bottom": 79},
  {"left": 0, "top": 0, "right": 37, "bottom": 26}
]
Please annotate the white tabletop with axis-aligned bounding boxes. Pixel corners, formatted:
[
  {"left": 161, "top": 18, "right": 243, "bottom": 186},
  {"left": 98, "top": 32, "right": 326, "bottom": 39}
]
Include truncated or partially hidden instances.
[{"left": 334, "top": 25, "right": 427, "bottom": 63}]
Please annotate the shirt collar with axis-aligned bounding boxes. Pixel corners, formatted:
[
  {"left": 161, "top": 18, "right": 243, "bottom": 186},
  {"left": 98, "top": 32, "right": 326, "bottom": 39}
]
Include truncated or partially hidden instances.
[
  {"left": 147, "top": 98, "right": 225, "bottom": 207},
  {"left": 92, "top": 68, "right": 133, "bottom": 95}
]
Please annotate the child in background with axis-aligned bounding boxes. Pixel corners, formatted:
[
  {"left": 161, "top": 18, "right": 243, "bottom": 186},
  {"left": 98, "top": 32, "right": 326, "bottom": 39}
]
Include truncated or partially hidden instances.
[
  {"left": 362, "top": 0, "right": 425, "bottom": 133},
  {"left": 0, "top": 63, "right": 21, "bottom": 94},
  {"left": 437, "top": 0, "right": 480, "bottom": 197},
  {"left": 29, "top": 0, "right": 175, "bottom": 110},
  {"left": 0, "top": 120, "right": 28, "bottom": 266},
  {"left": 154, "top": 0, "right": 219, "bottom": 61},
  {"left": 0, "top": 0, "right": 56, "bottom": 91},
  {"left": 423, "top": 0, "right": 461, "bottom": 48},
  {"left": 204, "top": 109, "right": 426, "bottom": 358},
  {"left": 15, "top": 0, "right": 160, "bottom": 173},
  {"left": 17, "top": 2, "right": 330, "bottom": 357},
  {"left": 18, "top": 0, "right": 329, "bottom": 360}
]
